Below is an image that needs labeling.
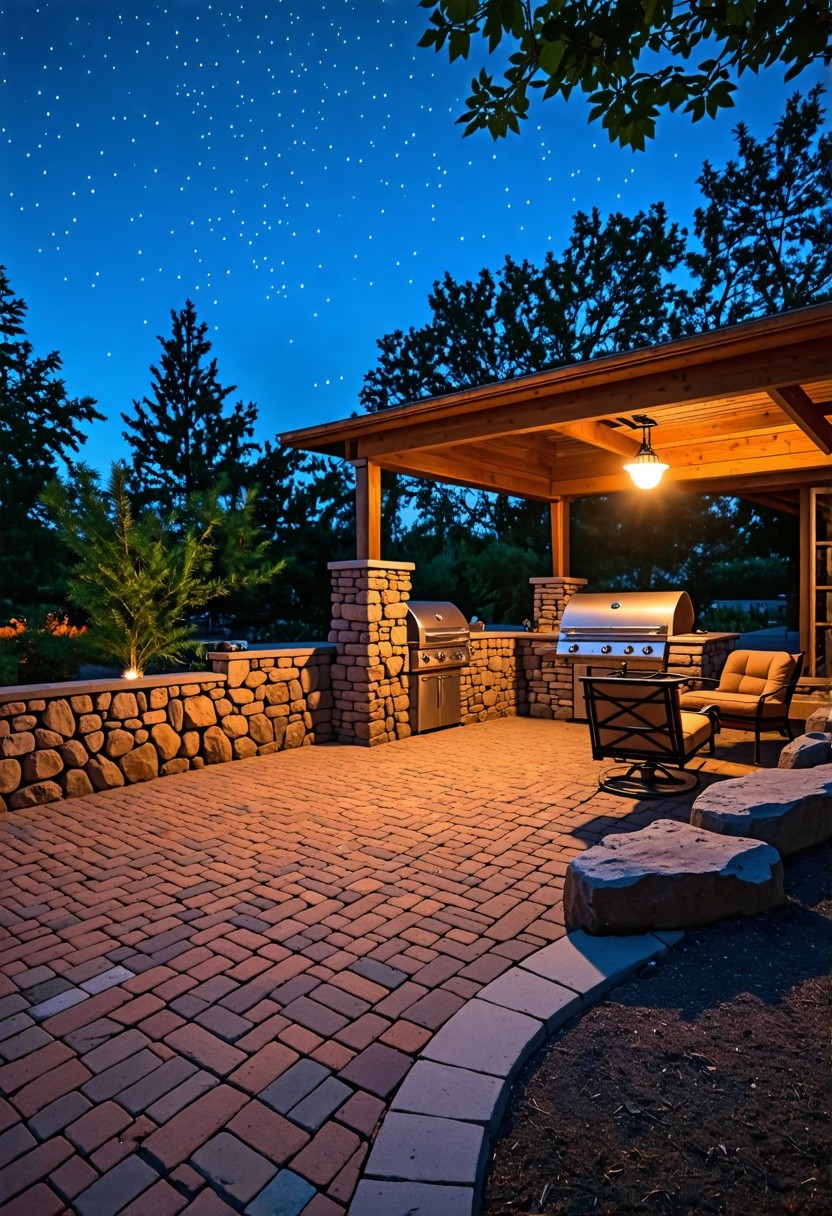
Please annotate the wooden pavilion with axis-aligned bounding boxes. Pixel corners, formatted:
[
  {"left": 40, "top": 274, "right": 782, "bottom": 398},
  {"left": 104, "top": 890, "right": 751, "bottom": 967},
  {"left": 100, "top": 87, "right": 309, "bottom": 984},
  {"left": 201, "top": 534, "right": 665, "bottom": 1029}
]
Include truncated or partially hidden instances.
[{"left": 282, "top": 303, "right": 832, "bottom": 690}]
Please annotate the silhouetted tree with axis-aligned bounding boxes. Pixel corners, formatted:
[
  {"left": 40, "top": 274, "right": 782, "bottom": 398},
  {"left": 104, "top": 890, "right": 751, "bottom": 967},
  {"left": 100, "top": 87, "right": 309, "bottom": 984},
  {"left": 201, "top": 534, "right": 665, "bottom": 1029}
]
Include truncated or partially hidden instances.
[
  {"left": 0, "top": 265, "right": 103, "bottom": 611},
  {"left": 122, "top": 300, "right": 259, "bottom": 514},
  {"left": 690, "top": 86, "right": 832, "bottom": 326}
]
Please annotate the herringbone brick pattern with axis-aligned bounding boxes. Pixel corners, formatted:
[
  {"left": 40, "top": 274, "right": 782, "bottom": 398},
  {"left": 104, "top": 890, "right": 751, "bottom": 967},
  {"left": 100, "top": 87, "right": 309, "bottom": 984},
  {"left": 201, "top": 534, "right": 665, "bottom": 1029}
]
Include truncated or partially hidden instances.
[{"left": 0, "top": 718, "right": 734, "bottom": 1214}]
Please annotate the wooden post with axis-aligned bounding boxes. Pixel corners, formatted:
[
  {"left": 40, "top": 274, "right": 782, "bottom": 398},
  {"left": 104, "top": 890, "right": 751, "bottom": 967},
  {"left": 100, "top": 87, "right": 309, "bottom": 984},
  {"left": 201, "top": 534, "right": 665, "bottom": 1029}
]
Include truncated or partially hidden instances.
[
  {"left": 799, "top": 486, "right": 812, "bottom": 674},
  {"left": 354, "top": 459, "right": 381, "bottom": 561},
  {"left": 549, "top": 498, "right": 570, "bottom": 577}
]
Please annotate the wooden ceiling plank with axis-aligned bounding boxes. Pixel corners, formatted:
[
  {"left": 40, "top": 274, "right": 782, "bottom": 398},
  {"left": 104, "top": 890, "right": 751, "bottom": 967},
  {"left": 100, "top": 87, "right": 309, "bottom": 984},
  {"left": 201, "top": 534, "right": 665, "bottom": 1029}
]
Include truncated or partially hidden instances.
[
  {"left": 377, "top": 450, "right": 554, "bottom": 501},
  {"left": 767, "top": 385, "right": 832, "bottom": 454},
  {"left": 549, "top": 449, "right": 832, "bottom": 496}
]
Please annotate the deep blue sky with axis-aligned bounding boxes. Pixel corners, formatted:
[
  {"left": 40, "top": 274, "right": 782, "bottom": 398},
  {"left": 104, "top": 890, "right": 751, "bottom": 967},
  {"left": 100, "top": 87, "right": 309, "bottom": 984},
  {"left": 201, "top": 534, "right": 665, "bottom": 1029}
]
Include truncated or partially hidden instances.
[{"left": 2, "top": 1, "right": 827, "bottom": 471}]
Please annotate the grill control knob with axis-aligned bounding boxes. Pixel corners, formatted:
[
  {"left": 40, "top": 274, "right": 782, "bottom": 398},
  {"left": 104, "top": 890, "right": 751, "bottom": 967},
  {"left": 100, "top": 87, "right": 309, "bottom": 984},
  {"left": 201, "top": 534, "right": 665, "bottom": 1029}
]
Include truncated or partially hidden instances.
[
  {"left": 437, "top": 651, "right": 446, "bottom": 662},
  {"left": 568, "top": 644, "right": 579, "bottom": 653},
  {"left": 421, "top": 653, "right": 431, "bottom": 664},
  {"left": 453, "top": 651, "right": 464, "bottom": 661},
  {"left": 601, "top": 644, "right": 612, "bottom": 654},
  {"left": 624, "top": 645, "right": 634, "bottom": 655},
  {"left": 642, "top": 645, "right": 654, "bottom": 655}
]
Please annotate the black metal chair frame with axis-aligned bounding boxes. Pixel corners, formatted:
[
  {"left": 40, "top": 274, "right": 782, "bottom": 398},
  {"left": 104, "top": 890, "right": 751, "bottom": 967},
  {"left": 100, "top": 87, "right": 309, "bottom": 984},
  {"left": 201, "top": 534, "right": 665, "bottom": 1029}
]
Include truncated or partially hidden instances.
[
  {"left": 581, "top": 672, "right": 719, "bottom": 799},
  {"left": 685, "top": 651, "right": 804, "bottom": 765}
]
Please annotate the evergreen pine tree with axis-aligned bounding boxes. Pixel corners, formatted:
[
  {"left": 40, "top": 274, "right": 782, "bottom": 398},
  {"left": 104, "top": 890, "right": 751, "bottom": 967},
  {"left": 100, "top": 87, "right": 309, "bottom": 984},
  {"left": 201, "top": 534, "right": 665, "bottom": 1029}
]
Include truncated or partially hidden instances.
[
  {"left": 41, "top": 463, "right": 283, "bottom": 675},
  {"left": 122, "top": 300, "right": 259, "bottom": 514},
  {"left": 0, "top": 265, "right": 103, "bottom": 611}
]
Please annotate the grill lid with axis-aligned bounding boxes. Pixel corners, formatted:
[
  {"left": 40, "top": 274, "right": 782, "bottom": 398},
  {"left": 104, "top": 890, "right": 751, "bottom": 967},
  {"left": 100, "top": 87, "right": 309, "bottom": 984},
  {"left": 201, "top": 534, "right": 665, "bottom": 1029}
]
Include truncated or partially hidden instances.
[
  {"left": 556, "top": 590, "right": 694, "bottom": 660},
  {"left": 406, "top": 601, "right": 470, "bottom": 646}
]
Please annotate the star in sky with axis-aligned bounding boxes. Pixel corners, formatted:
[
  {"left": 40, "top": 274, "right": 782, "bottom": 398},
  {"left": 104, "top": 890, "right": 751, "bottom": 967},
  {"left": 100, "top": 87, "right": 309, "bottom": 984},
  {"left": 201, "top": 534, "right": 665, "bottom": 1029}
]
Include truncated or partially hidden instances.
[{"left": 1, "top": 0, "right": 824, "bottom": 469}]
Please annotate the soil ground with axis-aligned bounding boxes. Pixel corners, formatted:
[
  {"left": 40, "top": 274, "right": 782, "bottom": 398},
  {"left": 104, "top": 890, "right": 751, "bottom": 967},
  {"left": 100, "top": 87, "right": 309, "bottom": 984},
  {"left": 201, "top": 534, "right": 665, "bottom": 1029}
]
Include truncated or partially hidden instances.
[{"left": 482, "top": 841, "right": 831, "bottom": 1216}]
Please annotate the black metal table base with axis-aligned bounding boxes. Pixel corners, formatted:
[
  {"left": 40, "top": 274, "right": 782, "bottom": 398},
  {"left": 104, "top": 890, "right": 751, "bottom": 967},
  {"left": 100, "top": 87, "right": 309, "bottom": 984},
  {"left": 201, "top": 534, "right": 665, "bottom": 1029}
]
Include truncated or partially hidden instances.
[{"left": 600, "top": 760, "right": 699, "bottom": 799}]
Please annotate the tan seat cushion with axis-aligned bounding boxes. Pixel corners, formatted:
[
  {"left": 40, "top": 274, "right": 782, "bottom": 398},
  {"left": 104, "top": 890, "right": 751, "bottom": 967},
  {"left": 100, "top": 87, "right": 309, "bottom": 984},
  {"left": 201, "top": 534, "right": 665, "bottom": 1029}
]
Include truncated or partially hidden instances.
[
  {"left": 679, "top": 711, "right": 715, "bottom": 751},
  {"left": 679, "top": 689, "right": 789, "bottom": 722},
  {"left": 715, "top": 650, "right": 796, "bottom": 701}
]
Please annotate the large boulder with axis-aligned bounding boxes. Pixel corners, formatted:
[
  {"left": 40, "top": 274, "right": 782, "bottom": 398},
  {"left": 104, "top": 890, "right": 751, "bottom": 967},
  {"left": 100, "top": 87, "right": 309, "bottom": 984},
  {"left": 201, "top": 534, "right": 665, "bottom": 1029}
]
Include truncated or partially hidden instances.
[
  {"left": 778, "top": 732, "right": 831, "bottom": 770},
  {"left": 805, "top": 706, "right": 832, "bottom": 733},
  {"left": 564, "top": 819, "right": 783, "bottom": 935},
  {"left": 691, "top": 767, "right": 832, "bottom": 855}
]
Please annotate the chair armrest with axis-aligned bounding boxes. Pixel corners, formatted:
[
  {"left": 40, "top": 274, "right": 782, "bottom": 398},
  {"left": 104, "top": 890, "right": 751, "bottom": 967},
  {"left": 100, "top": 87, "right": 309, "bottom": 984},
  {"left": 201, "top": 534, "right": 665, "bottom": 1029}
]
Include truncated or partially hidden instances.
[
  {"left": 757, "top": 683, "right": 793, "bottom": 704},
  {"left": 697, "top": 704, "right": 721, "bottom": 733}
]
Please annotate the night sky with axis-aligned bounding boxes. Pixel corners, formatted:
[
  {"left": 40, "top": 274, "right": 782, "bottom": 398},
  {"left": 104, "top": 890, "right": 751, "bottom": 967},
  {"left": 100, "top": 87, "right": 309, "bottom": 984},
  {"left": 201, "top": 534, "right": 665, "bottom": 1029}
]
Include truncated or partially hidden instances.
[{"left": 2, "top": 1, "right": 827, "bottom": 471}]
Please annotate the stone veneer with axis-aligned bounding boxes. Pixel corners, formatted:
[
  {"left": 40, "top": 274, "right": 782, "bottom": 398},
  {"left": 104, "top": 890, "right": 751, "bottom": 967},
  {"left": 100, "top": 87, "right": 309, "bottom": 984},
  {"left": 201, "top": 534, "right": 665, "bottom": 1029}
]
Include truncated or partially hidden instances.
[
  {"left": 530, "top": 576, "right": 588, "bottom": 633},
  {"left": 0, "top": 646, "right": 334, "bottom": 812},
  {"left": 666, "top": 633, "right": 738, "bottom": 683},
  {"left": 328, "top": 559, "right": 415, "bottom": 746},
  {"left": 462, "top": 634, "right": 573, "bottom": 723}
]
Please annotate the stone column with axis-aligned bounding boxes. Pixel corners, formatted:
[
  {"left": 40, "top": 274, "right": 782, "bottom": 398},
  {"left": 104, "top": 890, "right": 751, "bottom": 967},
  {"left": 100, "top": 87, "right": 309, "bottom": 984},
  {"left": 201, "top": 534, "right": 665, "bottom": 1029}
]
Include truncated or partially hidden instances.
[
  {"left": 528, "top": 576, "right": 588, "bottom": 633},
  {"left": 328, "top": 559, "right": 415, "bottom": 746}
]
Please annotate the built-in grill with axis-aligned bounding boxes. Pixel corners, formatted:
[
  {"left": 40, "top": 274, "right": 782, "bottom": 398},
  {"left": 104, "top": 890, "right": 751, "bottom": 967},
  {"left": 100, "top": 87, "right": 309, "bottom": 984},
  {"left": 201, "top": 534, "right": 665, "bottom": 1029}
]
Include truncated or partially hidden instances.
[
  {"left": 556, "top": 590, "right": 694, "bottom": 719},
  {"left": 406, "top": 601, "right": 470, "bottom": 733}
]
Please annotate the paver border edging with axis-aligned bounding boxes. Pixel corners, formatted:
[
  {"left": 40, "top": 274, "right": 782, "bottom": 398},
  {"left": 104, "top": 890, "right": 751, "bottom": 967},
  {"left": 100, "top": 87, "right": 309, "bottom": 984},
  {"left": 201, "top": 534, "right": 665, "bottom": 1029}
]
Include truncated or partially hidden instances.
[{"left": 349, "top": 928, "right": 682, "bottom": 1216}]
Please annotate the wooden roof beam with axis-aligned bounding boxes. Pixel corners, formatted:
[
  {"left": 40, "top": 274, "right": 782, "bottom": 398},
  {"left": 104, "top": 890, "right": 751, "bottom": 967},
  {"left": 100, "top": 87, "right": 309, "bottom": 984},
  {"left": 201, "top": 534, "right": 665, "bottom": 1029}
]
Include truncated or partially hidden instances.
[
  {"left": 553, "top": 420, "right": 641, "bottom": 458},
  {"left": 738, "top": 492, "right": 800, "bottom": 516},
  {"left": 767, "top": 385, "right": 832, "bottom": 454}
]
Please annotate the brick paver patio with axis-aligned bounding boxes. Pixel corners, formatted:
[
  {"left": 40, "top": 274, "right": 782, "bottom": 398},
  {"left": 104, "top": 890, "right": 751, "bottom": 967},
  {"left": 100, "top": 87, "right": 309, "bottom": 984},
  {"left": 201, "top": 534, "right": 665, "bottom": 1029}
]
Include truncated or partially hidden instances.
[{"left": 0, "top": 717, "right": 750, "bottom": 1215}]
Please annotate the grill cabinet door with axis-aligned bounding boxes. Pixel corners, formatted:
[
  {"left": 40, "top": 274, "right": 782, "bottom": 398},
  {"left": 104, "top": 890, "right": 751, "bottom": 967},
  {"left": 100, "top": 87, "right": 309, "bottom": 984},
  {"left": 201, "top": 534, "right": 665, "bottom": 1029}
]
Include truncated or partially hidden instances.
[{"left": 415, "top": 671, "right": 461, "bottom": 731}]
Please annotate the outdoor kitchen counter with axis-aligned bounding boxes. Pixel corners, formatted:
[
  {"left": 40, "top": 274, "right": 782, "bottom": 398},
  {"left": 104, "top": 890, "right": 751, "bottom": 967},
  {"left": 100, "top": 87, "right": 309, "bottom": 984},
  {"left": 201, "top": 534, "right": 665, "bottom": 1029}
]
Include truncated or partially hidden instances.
[{"left": 474, "top": 630, "right": 560, "bottom": 639}]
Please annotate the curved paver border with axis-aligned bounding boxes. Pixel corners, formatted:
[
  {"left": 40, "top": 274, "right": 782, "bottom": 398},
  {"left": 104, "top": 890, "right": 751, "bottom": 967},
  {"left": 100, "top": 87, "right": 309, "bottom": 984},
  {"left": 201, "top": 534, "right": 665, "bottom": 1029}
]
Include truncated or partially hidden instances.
[{"left": 350, "top": 928, "right": 682, "bottom": 1215}]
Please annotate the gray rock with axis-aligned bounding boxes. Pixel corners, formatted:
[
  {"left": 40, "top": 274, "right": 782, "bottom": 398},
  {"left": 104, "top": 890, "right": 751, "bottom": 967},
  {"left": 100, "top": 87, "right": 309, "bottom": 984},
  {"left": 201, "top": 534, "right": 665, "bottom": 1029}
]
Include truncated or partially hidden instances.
[
  {"left": 564, "top": 819, "right": 784, "bottom": 934},
  {"left": 804, "top": 706, "right": 832, "bottom": 733},
  {"left": 691, "top": 767, "right": 832, "bottom": 855},
  {"left": 778, "top": 732, "right": 831, "bottom": 769}
]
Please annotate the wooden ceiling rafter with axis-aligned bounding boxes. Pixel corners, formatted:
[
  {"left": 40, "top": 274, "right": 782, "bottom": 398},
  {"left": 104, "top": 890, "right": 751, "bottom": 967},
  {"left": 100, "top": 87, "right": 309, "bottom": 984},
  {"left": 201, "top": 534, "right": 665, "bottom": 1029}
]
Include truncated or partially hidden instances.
[{"left": 766, "top": 385, "right": 832, "bottom": 454}]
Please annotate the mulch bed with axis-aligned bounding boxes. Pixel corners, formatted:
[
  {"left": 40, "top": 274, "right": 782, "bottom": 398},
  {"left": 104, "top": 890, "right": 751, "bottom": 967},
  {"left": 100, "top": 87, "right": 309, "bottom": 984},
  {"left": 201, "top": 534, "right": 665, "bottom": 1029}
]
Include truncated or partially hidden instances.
[{"left": 482, "top": 841, "right": 831, "bottom": 1215}]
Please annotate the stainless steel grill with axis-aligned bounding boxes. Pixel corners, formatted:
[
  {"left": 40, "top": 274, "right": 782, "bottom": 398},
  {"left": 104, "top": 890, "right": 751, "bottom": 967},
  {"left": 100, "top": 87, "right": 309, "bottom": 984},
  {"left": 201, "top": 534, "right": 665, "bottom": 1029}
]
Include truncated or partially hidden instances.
[
  {"left": 406, "top": 601, "right": 470, "bottom": 732},
  {"left": 556, "top": 590, "right": 694, "bottom": 718}
]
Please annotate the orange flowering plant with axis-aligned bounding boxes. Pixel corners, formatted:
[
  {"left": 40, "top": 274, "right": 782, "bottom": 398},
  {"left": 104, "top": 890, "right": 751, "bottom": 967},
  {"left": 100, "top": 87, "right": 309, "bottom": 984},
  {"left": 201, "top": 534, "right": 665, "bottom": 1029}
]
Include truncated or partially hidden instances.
[{"left": 0, "top": 611, "right": 92, "bottom": 687}]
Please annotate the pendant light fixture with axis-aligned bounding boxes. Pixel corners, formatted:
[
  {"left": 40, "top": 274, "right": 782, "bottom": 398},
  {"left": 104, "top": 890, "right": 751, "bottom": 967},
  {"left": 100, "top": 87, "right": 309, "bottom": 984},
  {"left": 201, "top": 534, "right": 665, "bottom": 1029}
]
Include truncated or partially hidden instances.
[{"left": 623, "top": 414, "right": 668, "bottom": 489}]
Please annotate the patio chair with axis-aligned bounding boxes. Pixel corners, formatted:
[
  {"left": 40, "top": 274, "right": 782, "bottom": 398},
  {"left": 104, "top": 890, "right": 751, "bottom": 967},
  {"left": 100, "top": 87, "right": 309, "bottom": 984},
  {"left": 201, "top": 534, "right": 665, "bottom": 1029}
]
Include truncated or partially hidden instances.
[
  {"left": 678, "top": 650, "right": 804, "bottom": 766},
  {"left": 581, "top": 672, "right": 719, "bottom": 799}
]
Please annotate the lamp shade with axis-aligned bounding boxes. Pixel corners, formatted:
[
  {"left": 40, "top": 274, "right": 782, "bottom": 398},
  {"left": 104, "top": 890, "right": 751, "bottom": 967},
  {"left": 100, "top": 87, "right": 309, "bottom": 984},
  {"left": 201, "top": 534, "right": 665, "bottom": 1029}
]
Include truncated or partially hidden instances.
[
  {"left": 624, "top": 452, "right": 669, "bottom": 489},
  {"left": 623, "top": 415, "right": 668, "bottom": 488}
]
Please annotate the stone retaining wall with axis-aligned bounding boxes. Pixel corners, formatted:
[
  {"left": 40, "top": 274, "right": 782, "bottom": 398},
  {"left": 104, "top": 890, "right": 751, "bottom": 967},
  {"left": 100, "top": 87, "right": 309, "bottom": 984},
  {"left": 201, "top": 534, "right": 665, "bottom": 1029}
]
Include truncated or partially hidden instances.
[{"left": 0, "top": 647, "right": 334, "bottom": 812}]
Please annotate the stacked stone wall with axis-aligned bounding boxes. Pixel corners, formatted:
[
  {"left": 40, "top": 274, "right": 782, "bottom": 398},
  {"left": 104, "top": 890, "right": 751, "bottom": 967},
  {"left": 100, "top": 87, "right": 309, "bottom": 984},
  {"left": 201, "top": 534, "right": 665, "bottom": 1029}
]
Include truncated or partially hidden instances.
[
  {"left": 667, "top": 634, "right": 738, "bottom": 685},
  {"left": 461, "top": 637, "right": 527, "bottom": 722},
  {"left": 0, "top": 647, "right": 333, "bottom": 812},
  {"left": 521, "top": 640, "right": 573, "bottom": 720},
  {"left": 328, "top": 560, "right": 414, "bottom": 746},
  {"left": 529, "top": 577, "right": 588, "bottom": 633}
]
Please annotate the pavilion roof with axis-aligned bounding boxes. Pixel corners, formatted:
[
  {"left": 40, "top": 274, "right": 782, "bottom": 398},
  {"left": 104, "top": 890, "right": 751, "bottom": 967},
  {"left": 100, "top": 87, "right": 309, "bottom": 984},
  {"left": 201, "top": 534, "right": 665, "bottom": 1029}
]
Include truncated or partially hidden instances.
[{"left": 282, "top": 302, "right": 832, "bottom": 511}]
